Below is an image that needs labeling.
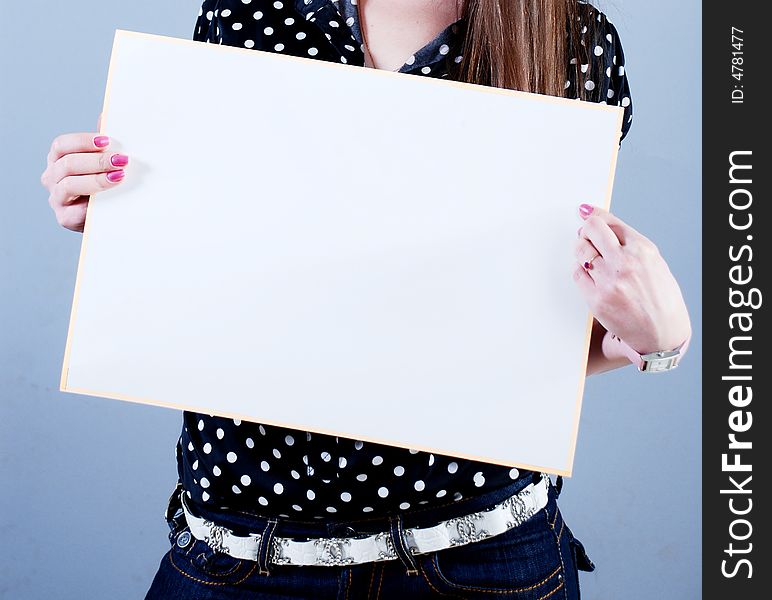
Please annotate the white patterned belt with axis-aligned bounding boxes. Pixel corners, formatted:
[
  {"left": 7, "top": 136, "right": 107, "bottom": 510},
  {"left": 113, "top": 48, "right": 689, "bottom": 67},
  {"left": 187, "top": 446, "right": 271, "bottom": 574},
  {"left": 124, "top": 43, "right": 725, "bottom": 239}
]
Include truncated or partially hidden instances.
[{"left": 179, "top": 473, "right": 550, "bottom": 567}]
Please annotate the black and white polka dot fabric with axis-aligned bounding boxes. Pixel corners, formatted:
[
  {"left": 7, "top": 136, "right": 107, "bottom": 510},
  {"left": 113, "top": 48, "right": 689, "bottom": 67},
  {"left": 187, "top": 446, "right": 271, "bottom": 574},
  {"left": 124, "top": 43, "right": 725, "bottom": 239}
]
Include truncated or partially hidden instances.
[{"left": 177, "top": 0, "right": 634, "bottom": 520}]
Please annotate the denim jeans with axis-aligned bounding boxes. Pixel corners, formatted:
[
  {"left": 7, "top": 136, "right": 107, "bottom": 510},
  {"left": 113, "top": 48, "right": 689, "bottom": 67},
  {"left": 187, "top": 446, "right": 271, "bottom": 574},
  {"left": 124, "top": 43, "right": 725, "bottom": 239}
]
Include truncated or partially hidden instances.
[{"left": 145, "top": 474, "right": 594, "bottom": 599}]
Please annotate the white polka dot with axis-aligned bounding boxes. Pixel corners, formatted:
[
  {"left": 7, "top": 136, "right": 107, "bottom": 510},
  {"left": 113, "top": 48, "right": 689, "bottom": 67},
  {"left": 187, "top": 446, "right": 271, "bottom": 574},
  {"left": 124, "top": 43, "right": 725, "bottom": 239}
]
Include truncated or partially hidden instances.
[
  {"left": 307, "top": 490, "right": 315, "bottom": 500},
  {"left": 606, "top": 67, "right": 612, "bottom": 77},
  {"left": 339, "top": 457, "right": 347, "bottom": 468},
  {"left": 273, "top": 448, "right": 282, "bottom": 459},
  {"left": 618, "top": 66, "right": 625, "bottom": 76},
  {"left": 259, "top": 425, "right": 266, "bottom": 435},
  {"left": 274, "top": 483, "right": 284, "bottom": 494},
  {"left": 345, "top": 44, "right": 355, "bottom": 52},
  {"left": 273, "top": 1, "right": 283, "bottom": 8},
  {"left": 187, "top": 442, "right": 194, "bottom": 452},
  {"left": 421, "top": 67, "right": 431, "bottom": 74},
  {"left": 607, "top": 33, "right": 613, "bottom": 42},
  {"left": 200, "top": 477, "right": 210, "bottom": 489},
  {"left": 284, "top": 17, "right": 295, "bottom": 25},
  {"left": 226, "top": 452, "right": 237, "bottom": 463},
  {"left": 340, "top": 56, "right": 347, "bottom": 64},
  {"left": 436, "top": 489, "right": 447, "bottom": 498},
  {"left": 261, "top": 461, "right": 270, "bottom": 472},
  {"left": 264, "top": 27, "right": 274, "bottom": 35},
  {"left": 292, "top": 504, "right": 302, "bottom": 511},
  {"left": 206, "top": 11, "right": 214, "bottom": 20},
  {"left": 321, "top": 451, "right": 332, "bottom": 462},
  {"left": 246, "top": 438, "right": 255, "bottom": 449},
  {"left": 394, "top": 466, "right": 405, "bottom": 476},
  {"left": 325, "top": 506, "right": 336, "bottom": 513},
  {"left": 197, "top": 419, "right": 205, "bottom": 431},
  {"left": 363, "top": 507, "right": 373, "bottom": 513},
  {"left": 232, "top": 22, "right": 243, "bottom": 31},
  {"left": 428, "top": 454, "right": 435, "bottom": 466},
  {"left": 259, "top": 496, "right": 269, "bottom": 506},
  {"left": 439, "top": 44, "right": 450, "bottom": 55},
  {"left": 585, "top": 80, "right": 596, "bottom": 91},
  {"left": 354, "top": 441, "right": 364, "bottom": 450},
  {"left": 341, "top": 492, "right": 352, "bottom": 502},
  {"left": 253, "top": 11, "right": 263, "bottom": 20},
  {"left": 509, "top": 468, "right": 520, "bottom": 479},
  {"left": 308, "top": 47, "right": 319, "bottom": 56},
  {"left": 368, "top": 455, "right": 384, "bottom": 467},
  {"left": 414, "top": 480, "right": 425, "bottom": 492},
  {"left": 296, "top": 31, "right": 307, "bottom": 40},
  {"left": 232, "top": 485, "right": 242, "bottom": 494},
  {"left": 192, "top": 460, "right": 199, "bottom": 470},
  {"left": 202, "top": 491, "right": 210, "bottom": 501},
  {"left": 212, "top": 465, "right": 221, "bottom": 476},
  {"left": 221, "top": 9, "right": 232, "bottom": 17},
  {"left": 329, "top": 20, "right": 339, "bottom": 27},
  {"left": 233, "top": 419, "right": 241, "bottom": 426},
  {"left": 242, "top": 0, "right": 252, "bottom": 4},
  {"left": 565, "top": 80, "right": 571, "bottom": 89},
  {"left": 241, "top": 475, "right": 251, "bottom": 486},
  {"left": 607, "top": 89, "right": 615, "bottom": 98},
  {"left": 378, "top": 487, "right": 389, "bottom": 498},
  {"left": 244, "top": 40, "right": 255, "bottom": 48},
  {"left": 453, "top": 492, "right": 463, "bottom": 501},
  {"left": 203, "top": 443, "right": 212, "bottom": 454},
  {"left": 406, "top": 55, "right": 416, "bottom": 65},
  {"left": 408, "top": 449, "right": 419, "bottom": 455},
  {"left": 454, "top": 55, "right": 463, "bottom": 64},
  {"left": 447, "top": 462, "right": 458, "bottom": 474},
  {"left": 216, "top": 428, "right": 224, "bottom": 440},
  {"left": 399, "top": 502, "right": 411, "bottom": 510},
  {"left": 473, "top": 472, "right": 486, "bottom": 487},
  {"left": 581, "top": 63, "right": 589, "bottom": 73},
  {"left": 594, "top": 45, "right": 603, "bottom": 56},
  {"left": 622, "top": 97, "right": 631, "bottom": 107},
  {"left": 356, "top": 473, "right": 367, "bottom": 482},
  {"left": 345, "top": 17, "right": 354, "bottom": 26}
]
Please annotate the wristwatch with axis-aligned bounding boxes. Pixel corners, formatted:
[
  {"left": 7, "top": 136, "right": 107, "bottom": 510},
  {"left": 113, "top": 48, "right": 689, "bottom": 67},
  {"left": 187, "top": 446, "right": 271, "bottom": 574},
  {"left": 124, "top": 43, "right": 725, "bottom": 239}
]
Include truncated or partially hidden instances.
[{"left": 611, "top": 333, "right": 691, "bottom": 373}]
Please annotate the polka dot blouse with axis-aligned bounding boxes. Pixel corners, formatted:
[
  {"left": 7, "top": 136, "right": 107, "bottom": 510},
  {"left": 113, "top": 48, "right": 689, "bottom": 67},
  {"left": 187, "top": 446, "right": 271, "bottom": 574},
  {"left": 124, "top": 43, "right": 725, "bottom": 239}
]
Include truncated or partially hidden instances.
[{"left": 177, "top": 0, "right": 634, "bottom": 520}]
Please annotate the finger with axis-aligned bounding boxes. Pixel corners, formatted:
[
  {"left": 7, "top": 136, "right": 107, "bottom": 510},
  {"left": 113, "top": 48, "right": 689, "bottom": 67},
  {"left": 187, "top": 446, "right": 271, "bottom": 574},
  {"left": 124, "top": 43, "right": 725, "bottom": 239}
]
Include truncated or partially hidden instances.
[
  {"left": 50, "top": 171, "right": 125, "bottom": 207},
  {"left": 574, "top": 237, "right": 602, "bottom": 265},
  {"left": 580, "top": 215, "right": 623, "bottom": 257},
  {"left": 47, "top": 133, "right": 111, "bottom": 165},
  {"left": 572, "top": 263, "right": 595, "bottom": 295},
  {"left": 55, "top": 200, "right": 89, "bottom": 232},
  {"left": 578, "top": 204, "right": 642, "bottom": 245},
  {"left": 51, "top": 151, "right": 128, "bottom": 183}
]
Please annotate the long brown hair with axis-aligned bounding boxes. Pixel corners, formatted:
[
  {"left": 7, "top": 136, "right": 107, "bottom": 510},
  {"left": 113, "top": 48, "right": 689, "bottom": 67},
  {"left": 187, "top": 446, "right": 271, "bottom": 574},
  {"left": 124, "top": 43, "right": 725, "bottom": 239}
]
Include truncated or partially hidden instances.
[{"left": 455, "top": 0, "right": 593, "bottom": 99}]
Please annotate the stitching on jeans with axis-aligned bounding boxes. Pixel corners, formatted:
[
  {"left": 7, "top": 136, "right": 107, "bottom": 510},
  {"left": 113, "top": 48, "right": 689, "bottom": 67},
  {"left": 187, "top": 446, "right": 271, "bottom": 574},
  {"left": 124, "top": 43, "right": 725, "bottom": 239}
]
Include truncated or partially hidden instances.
[
  {"left": 167, "top": 549, "right": 257, "bottom": 587},
  {"left": 367, "top": 562, "right": 377, "bottom": 598},
  {"left": 431, "top": 554, "right": 562, "bottom": 595},
  {"left": 375, "top": 563, "right": 385, "bottom": 600},
  {"left": 537, "top": 581, "right": 565, "bottom": 600},
  {"left": 556, "top": 520, "right": 565, "bottom": 543},
  {"left": 548, "top": 509, "right": 569, "bottom": 600},
  {"left": 344, "top": 568, "right": 351, "bottom": 600},
  {"left": 418, "top": 560, "right": 460, "bottom": 598}
]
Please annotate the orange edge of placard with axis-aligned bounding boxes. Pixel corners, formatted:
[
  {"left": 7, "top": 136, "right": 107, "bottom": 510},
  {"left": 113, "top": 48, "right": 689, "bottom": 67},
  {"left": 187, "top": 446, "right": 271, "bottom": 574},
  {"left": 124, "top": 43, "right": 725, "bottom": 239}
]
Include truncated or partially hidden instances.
[{"left": 60, "top": 29, "right": 626, "bottom": 478}]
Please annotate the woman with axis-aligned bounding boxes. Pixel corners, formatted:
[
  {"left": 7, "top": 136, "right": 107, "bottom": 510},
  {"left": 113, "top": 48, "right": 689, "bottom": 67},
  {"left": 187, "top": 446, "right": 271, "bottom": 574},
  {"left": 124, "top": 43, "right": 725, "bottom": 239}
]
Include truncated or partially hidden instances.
[{"left": 40, "top": 1, "right": 691, "bottom": 598}]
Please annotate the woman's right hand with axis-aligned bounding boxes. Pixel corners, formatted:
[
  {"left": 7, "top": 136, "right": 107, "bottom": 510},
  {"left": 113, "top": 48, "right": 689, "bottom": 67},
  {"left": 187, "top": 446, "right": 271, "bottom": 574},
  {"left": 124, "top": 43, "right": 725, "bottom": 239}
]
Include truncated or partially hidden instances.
[{"left": 40, "top": 132, "right": 129, "bottom": 232}]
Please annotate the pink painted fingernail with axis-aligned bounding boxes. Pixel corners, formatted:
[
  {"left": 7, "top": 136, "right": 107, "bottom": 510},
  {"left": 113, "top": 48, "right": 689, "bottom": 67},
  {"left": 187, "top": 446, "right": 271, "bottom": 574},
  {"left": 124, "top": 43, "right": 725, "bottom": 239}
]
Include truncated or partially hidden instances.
[
  {"left": 94, "top": 135, "right": 110, "bottom": 148},
  {"left": 110, "top": 153, "right": 129, "bottom": 167},
  {"left": 107, "top": 169, "right": 125, "bottom": 183},
  {"left": 579, "top": 203, "right": 594, "bottom": 218}
]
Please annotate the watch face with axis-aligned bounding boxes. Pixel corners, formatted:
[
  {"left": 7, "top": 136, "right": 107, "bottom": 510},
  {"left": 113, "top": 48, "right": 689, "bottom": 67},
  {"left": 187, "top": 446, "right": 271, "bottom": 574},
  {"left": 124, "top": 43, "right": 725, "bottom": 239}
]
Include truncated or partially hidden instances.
[{"left": 641, "top": 351, "right": 680, "bottom": 373}]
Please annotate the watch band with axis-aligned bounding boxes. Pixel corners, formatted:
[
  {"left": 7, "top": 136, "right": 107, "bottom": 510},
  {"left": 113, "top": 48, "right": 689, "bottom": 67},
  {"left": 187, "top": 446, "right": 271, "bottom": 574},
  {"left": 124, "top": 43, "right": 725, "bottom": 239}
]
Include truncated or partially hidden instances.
[{"left": 612, "top": 332, "right": 691, "bottom": 373}]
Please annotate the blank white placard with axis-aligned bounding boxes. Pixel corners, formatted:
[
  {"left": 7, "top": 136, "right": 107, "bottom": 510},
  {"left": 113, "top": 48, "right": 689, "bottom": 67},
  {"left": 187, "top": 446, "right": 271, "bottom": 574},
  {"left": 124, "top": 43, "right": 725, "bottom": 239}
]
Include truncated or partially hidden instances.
[{"left": 61, "top": 30, "right": 624, "bottom": 476}]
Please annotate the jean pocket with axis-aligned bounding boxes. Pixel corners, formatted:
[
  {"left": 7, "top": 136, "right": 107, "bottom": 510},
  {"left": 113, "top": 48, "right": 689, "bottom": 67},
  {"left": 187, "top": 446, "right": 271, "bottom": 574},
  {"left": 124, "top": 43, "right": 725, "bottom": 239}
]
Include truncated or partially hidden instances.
[
  {"left": 419, "top": 511, "right": 566, "bottom": 599},
  {"left": 167, "top": 529, "right": 257, "bottom": 585}
]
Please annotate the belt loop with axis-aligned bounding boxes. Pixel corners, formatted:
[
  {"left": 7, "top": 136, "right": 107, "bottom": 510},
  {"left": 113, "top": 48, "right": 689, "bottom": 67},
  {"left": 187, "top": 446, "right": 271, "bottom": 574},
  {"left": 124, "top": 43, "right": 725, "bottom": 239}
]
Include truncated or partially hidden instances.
[
  {"left": 388, "top": 515, "right": 418, "bottom": 576},
  {"left": 257, "top": 518, "right": 279, "bottom": 576},
  {"left": 555, "top": 475, "right": 564, "bottom": 498}
]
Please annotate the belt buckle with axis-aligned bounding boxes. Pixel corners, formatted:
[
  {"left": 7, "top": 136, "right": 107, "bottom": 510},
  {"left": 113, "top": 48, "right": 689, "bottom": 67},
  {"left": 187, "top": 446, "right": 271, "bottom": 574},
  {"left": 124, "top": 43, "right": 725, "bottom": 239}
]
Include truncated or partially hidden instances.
[{"left": 315, "top": 538, "right": 354, "bottom": 566}]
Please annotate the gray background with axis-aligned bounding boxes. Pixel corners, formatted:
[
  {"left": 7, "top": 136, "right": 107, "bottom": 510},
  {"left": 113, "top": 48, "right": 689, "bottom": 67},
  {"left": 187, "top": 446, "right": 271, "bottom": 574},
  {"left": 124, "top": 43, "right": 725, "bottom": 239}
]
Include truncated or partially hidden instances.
[{"left": 0, "top": 1, "right": 701, "bottom": 598}]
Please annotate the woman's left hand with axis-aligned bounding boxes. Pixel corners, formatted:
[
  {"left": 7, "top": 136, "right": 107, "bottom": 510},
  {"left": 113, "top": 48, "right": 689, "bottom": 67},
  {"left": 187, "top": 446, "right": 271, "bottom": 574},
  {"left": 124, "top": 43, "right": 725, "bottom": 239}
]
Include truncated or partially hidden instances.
[{"left": 573, "top": 203, "right": 691, "bottom": 355}]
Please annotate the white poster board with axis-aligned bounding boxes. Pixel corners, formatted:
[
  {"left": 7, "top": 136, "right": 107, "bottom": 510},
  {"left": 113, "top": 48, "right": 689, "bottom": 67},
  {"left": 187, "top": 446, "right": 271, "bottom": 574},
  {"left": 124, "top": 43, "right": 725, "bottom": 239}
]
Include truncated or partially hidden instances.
[{"left": 61, "top": 30, "right": 624, "bottom": 476}]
